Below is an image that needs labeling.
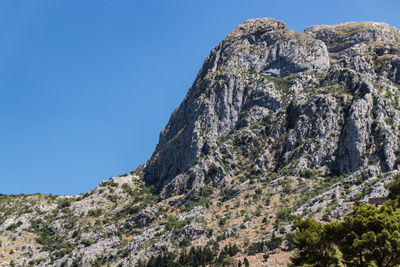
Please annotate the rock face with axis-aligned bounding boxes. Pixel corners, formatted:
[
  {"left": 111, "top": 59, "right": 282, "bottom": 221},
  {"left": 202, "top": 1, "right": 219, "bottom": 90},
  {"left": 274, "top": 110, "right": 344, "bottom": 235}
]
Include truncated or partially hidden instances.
[
  {"left": 144, "top": 18, "right": 331, "bottom": 188},
  {"left": 145, "top": 18, "right": 400, "bottom": 196},
  {"left": 2, "top": 18, "right": 400, "bottom": 267}
]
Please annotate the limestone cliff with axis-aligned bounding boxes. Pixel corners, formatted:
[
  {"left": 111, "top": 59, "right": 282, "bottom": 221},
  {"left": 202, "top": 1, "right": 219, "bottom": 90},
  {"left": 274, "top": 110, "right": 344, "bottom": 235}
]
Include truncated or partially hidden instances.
[
  {"left": 1, "top": 18, "right": 400, "bottom": 267},
  {"left": 145, "top": 18, "right": 400, "bottom": 198}
]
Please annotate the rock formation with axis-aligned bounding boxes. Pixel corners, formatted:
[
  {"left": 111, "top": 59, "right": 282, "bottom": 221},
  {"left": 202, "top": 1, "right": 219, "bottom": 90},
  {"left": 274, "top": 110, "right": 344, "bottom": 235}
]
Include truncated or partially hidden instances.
[
  {"left": 1, "top": 18, "right": 400, "bottom": 266},
  {"left": 145, "top": 18, "right": 400, "bottom": 197}
]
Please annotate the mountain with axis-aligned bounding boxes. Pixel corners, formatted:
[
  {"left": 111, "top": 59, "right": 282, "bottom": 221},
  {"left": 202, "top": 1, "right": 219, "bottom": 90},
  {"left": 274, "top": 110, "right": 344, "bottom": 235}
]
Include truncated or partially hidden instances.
[{"left": 1, "top": 18, "right": 400, "bottom": 267}]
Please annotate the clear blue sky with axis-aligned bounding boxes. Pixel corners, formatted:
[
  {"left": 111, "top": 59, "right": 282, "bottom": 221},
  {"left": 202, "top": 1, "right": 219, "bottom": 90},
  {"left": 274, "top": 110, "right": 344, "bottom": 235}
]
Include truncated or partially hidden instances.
[{"left": 1, "top": 0, "right": 399, "bottom": 195}]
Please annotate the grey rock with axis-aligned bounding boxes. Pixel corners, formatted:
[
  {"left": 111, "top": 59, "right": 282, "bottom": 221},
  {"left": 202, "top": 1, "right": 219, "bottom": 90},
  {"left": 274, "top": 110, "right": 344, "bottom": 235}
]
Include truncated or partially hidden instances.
[
  {"left": 4, "top": 18, "right": 400, "bottom": 267},
  {"left": 144, "top": 18, "right": 330, "bottom": 189},
  {"left": 140, "top": 18, "right": 400, "bottom": 198}
]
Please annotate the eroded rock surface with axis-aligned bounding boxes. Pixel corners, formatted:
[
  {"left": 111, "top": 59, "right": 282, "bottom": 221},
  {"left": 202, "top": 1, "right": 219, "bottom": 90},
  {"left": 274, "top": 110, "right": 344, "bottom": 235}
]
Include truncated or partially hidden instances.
[
  {"left": 145, "top": 19, "right": 400, "bottom": 198},
  {"left": 2, "top": 18, "right": 400, "bottom": 267}
]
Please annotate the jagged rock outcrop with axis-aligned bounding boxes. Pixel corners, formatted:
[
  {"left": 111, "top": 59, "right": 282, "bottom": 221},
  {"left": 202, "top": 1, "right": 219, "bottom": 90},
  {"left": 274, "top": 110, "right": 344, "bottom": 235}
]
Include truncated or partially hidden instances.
[
  {"left": 144, "top": 18, "right": 330, "bottom": 188},
  {"left": 144, "top": 18, "right": 400, "bottom": 197}
]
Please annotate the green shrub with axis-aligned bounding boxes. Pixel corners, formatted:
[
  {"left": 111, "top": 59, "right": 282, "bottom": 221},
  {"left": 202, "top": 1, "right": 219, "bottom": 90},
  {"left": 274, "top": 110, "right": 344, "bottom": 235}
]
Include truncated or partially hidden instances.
[
  {"left": 207, "top": 164, "right": 219, "bottom": 176},
  {"left": 217, "top": 234, "right": 226, "bottom": 241},
  {"left": 81, "top": 239, "right": 94, "bottom": 247},
  {"left": 107, "top": 194, "right": 118, "bottom": 202},
  {"left": 247, "top": 241, "right": 264, "bottom": 255},
  {"left": 254, "top": 207, "right": 262, "bottom": 217},
  {"left": 100, "top": 181, "right": 118, "bottom": 187},
  {"left": 276, "top": 208, "right": 293, "bottom": 223},
  {"left": 299, "top": 168, "right": 318, "bottom": 179},
  {"left": 179, "top": 237, "right": 192, "bottom": 247},
  {"left": 57, "top": 198, "right": 73, "bottom": 209},
  {"left": 267, "top": 235, "right": 282, "bottom": 250},
  {"left": 182, "top": 197, "right": 212, "bottom": 211},
  {"left": 164, "top": 216, "right": 192, "bottom": 234},
  {"left": 87, "top": 209, "right": 103, "bottom": 217},
  {"left": 200, "top": 186, "right": 214, "bottom": 197},
  {"left": 6, "top": 221, "right": 22, "bottom": 231},
  {"left": 122, "top": 183, "right": 134, "bottom": 196}
]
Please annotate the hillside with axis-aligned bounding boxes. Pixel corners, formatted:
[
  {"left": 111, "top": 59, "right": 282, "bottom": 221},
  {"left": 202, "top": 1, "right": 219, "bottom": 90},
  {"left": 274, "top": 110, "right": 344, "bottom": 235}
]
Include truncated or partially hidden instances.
[{"left": 1, "top": 18, "right": 400, "bottom": 266}]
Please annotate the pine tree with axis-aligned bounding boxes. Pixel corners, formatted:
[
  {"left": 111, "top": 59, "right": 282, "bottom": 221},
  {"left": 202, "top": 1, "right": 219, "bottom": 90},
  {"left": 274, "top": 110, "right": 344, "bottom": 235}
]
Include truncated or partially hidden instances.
[{"left": 290, "top": 202, "right": 400, "bottom": 267}]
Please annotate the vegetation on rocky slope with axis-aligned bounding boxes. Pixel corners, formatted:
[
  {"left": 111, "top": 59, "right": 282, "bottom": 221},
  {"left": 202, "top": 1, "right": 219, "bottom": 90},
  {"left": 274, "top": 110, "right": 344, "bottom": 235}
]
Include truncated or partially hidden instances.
[
  {"left": 290, "top": 174, "right": 400, "bottom": 267},
  {"left": 1, "top": 18, "right": 400, "bottom": 266}
]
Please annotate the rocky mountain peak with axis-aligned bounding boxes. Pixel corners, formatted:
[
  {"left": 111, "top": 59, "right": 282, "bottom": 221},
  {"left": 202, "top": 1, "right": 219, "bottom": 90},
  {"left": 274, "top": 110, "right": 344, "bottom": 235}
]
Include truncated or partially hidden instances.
[
  {"left": 226, "top": 18, "right": 287, "bottom": 40},
  {"left": 2, "top": 18, "right": 400, "bottom": 267},
  {"left": 206, "top": 17, "right": 330, "bottom": 79},
  {"left": 144, "top": 18, "right": 400, "bottom": 197}
]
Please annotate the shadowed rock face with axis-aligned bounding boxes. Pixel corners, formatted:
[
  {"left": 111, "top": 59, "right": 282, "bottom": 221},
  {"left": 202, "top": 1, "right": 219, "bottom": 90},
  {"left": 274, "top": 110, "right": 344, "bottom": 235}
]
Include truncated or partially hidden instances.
[{"left": 144, "top": 18, "right": 400, "bottom": 196}]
